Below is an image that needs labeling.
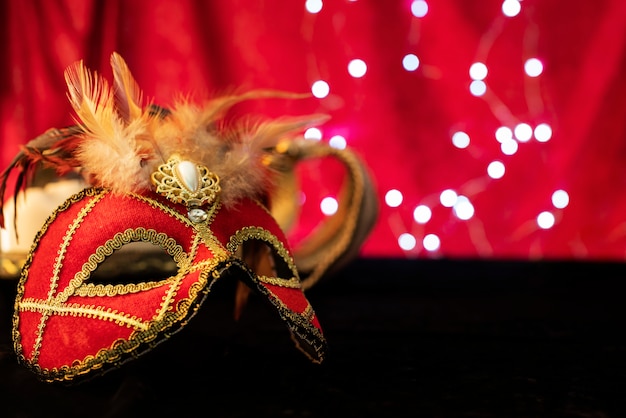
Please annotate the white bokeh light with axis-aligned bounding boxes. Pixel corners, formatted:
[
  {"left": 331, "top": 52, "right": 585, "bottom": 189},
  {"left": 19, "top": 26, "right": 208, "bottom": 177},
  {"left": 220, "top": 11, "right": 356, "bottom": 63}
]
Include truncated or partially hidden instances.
[
  {"left": 304, "top": 127, "right": 323, "bottom": 141},
  {"left": 385, "top": 189, "right": 403, "bottom": 207},
  {"left": 469, "top": 62, "right": 488, "bottom": 80},
  {"left": 495, "top": 126, "right": 513, "bottom": 143},
  {"left": 402, "top": 54, "right": 420, "bottom": 71},
  {"left": 305, "top": 0, "right": 323, "bottom": 14},
  {"left": 514, "top": 123, "right": 533, "bottom": 142},
  {"left": 552, "top": 189, "right": 570, "bottom": 209},
  {"left": 413, "top": 205, "right": 432, "bottom": 224},
  {"left": 329, "top": 135, "right": 347, "bottom": 149},
  {"left": 487, "top": 161, "right": 505, "bottom": 179},
  {"left": 524, "top": 58, "right": 543, "bottom": 77},
  {"left": 453, "top": 196, "right": 475, "bottom": 220},
  {"left": 311, "top": 80, "right": 330, "bottom": 98},
  {"left": 411, "top": 0, "right": 428, "bottom": 18},
  {"left": 502, "top": 0, "right": 521, "bottom": 17},
  {"left": 423, "top": 234, "right": 441, "bottom": 252},
  {"left": 452, "top": 131, "right": 470, "bottom": 149},
  {"left": 398, "top": 233, "right": 417, "bottom": 251},
  {"left": 320, "top": 196, "right": 338, "bottom": 216},
  {"left": 534, "top": 123, "right": 552, "bottom": 142},
  {"left": 500, "top": 139, "right": 519, "bottom": 155},
  {"left": 348, "top": 59, "right": 367, "bottom": 78},
  {"left": 440, "top": 189, "right": 458, "bottom": 207},
  {"left": 537, "top": 211, "right": 556, "bottom": 229},
  {"left": 470, "top": 80, "right": 487, "bottom": 96}
]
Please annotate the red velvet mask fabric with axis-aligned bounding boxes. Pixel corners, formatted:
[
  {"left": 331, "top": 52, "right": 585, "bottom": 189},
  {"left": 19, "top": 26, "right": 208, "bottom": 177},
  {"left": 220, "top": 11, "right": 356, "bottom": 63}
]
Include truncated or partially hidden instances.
[{"left": 14, "top": 188, "right": 325, "bottom": 382}]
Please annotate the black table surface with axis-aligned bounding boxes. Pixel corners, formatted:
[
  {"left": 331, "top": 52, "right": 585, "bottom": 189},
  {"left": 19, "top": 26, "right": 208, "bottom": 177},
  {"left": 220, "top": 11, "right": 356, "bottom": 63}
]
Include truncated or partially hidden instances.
[{"left": 1, "top": 258, "right": 625, "bottom": 417}]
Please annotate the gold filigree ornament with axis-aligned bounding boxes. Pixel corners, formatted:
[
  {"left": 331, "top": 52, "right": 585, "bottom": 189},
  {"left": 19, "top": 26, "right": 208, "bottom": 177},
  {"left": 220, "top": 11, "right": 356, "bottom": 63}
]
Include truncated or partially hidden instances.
[{"left": 151, "top": 155, "right": 221, "bottom": 223}]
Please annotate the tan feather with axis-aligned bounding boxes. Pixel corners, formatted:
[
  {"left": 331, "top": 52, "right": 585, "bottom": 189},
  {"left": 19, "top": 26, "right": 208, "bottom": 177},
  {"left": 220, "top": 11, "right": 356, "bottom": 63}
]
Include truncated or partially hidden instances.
[
  {"left": 64, "top": 61, "right": 119, "bottom": 151},
  {"left": 110, "top": 52, "right": 144, "bottom": 122}
]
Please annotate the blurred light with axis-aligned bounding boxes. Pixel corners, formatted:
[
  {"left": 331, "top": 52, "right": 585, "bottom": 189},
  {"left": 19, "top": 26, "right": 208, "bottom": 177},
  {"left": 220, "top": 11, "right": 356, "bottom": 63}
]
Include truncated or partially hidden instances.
[
  {"left": 402, "top": 54, "right": 420, "bottom": 71},
  {"left": 552, "top": 189, "right": 570, "bottom": 209},
  {"left": 304, "top": 127, "right": 323, "bottom": 141},
  {"left": 469, "top": 62, "right": 488, "bottom": 81},
  {"left": 514, "top": 123, "right": 533, "bottom": 142},
  {"left": 537, "top": 211, "right": 555, "bottom": 229},
  {"left": 453, "top": 196, "right": 475, "bottom": 220},
  {"left": 487, "top": 161, "right": 505, "bottom": 179},
  {"left": 534, "top": 123, "right": 552, "bottom": 142},
  {"left": 305, "top": 0, "right": 323, "bottom": 14},
  {"left": 311, "top": 80, "right": 330, "bottom": 98},
  {"left": 320, "top": 196, "right": 338, "bottom": 215},
  {"left": 502, "top": 0, "right": 521, "bottom": 17},
  {"left": 524, "top": 58, "right": 543, "bottom": 77},
  {"left": 385, "top": 189, "right": 403, "bottom": 207},
  {"left": 470, "top": 80, "right": 487, "bottom": 96},
  {"left": 423, "top": 234, "right": 440, "bottom": 251},
  {"left": 413, "top": 204, "right": 432, "bottom": 224},
  {"left": 411, "top": 0, "right": 428, "bottom": 18},
  {"left": 495, "top": 126, "right": 513, "bottom": 143},
  {"left": 348, "top": 59, "right": 367, "bottom": 78},
  {"left": 501, "top": 139, "right": 519, "bottom": 155},
  {"left": 440, "top": 189, "right": 458, "bottom": 207},
  {"left": 329, "top": 135, "right": 347, "bottom": 149},
  {"left": 452, "top": 131, "right": 470, "bottom": 149},
  {"left": 398, "top": 233, "right": 417, "bottom": 250}
]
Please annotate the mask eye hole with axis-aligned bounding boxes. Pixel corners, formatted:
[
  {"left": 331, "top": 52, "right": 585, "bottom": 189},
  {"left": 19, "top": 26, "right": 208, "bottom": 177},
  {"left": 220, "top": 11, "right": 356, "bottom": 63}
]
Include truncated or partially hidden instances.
[
  {"left": 89, "top": 241, "right": 178, "bottom": 284},
  {"left": 239, "top": 239, "right": 293, "bottom": 280}
]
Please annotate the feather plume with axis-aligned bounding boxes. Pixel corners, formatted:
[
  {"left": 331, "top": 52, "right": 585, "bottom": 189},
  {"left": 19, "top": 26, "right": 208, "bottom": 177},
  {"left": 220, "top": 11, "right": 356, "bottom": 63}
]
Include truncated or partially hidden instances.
[
  {"left": 64, "top": 59, "right": 158, "bottom": 193},
  {"left": 1, "top": 52, "right": 330, "bottom": 221},
  {"left": 110, "top": 52, "right": 143, "bottom": 121}
]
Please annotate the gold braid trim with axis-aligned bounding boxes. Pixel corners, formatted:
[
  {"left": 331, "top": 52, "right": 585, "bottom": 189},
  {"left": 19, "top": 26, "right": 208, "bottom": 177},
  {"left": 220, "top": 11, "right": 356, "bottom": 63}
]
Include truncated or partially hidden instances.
[
  {"left": 19, "top": 299, "right": 148, "bottom": 330},
  {"left": 226, "top": 225, "right": 298, "bottom": 277},
  {"left": 257, "top": 275, "right": 301, "bottom": 288},
  {"left": 71, "top": 227, "right": 186, "bottom": 298},
  {"left": 30, "top": 190, "right": 106, "bottom": 363}
]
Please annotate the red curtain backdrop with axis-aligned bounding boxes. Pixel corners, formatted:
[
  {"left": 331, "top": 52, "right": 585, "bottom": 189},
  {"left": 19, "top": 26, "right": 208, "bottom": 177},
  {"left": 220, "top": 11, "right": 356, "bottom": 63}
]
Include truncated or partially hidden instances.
[{"left": 2, "top": 0, "right": 626, "bottom": 261}]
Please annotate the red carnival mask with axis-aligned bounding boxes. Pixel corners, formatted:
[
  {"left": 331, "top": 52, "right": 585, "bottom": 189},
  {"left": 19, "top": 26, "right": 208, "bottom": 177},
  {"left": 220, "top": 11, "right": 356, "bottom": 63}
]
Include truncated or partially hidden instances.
[{"left": 1, "top": 52, "right": 378, "bottom": 383}]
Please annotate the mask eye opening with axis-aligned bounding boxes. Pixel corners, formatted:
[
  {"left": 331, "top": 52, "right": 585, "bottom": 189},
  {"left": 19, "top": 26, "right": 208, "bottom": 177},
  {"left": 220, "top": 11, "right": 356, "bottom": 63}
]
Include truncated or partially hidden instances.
[
  {"left": 238, "top": 239, "right": 293, "bottom": 280},
  {"left": 89, "top": 241, "right": 178, "bottom": 283}
]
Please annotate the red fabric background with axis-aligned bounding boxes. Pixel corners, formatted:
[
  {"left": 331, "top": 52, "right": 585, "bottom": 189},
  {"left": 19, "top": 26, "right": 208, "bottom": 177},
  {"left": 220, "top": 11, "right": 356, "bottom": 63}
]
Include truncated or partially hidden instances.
[{"left": 2, "top": 0, "right": 626, "bottom": 261}]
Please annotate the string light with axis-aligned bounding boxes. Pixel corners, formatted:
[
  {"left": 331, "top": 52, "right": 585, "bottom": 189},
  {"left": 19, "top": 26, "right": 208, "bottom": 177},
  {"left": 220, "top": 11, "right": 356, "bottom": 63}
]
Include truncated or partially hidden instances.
[
  {"left": 300, "top": 1, "right": 565, "bottom": 257},
  {"left": 305, "top": 0, "right": 323, "bottom": 14},
  {"left": 537, "top": 211, "right": 556, "bottom": 229},
  {"left": 534, "top": 123, "right": 552, "bottom": 142},
  {"left": 329, "top": 135, "right": 347, "bottom": 149},
  {"left": 311, "top": 80, "right": 330, "bottom": 98},
  {"left": 552, "top": 190, "right": 570, "bottom": 209},
  {"left": 304, "top": 127, "right": 323, "bottom": 141},
  {"left": 440, "top": 189, "right": 458, "bottom": 207},
  {"left": 385, "top": 189, "right": 404, "bottom": 207},
  {"left": 413, "top": 205, "right": 432, "bottom": 224},
  {"left": 398, "top": 233, "right": 417, "bottom": 251},
  {"left": 500, "top": 139, "right": 519, "bottom": 156},
  {"left": 469, "top": 80, "right": 487, "bottom": 96},
  {"left": 487, "top": 161, "right": 505, "bottom": 179},
  {"left": 320, "top": 196, "right": 338, "bottom": 216},
  {"left": 514, "top": 123, "right": 533, "bottom": 142},
  {"left": 452, "top": 131, "right": 470, "bottom": 149},
  {"left": 453, "top": 196, "right": 475, "bottom": 220},
  {"left": 502, "top": 0, "right": 521, "bottom": 17},
  {"left": 410, "top": 0, "right": 428, "bottom": 18},
  {"left": 402, "top": 54, "right": 420, "bottom": 71},
  {"left": 348, "top": 59, "right": 367, "bottom": 78},
  {"left": 423, "top": 234, "right": 441, "bottom": 251},
  {"left": 469, "top": 62, "right": 488, "bottom": 80},
  {"left": 524, "top": 58, "right": 544, "bottom": 77}
]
